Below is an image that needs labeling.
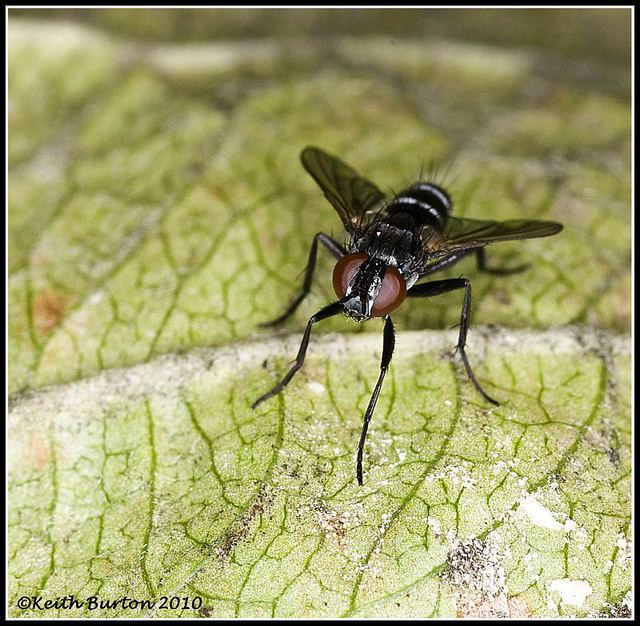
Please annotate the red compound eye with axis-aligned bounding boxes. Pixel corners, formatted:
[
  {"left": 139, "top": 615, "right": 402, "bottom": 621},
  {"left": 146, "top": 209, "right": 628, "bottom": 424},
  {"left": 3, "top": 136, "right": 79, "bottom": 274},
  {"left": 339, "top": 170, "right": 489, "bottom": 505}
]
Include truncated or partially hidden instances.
[
  {"left": 333, "top": 253, "right": 407, "bottom": 317},
  {"left": 371, "top": 265, "right": 406, "bottom": 316},
  {"left": 333, "top": 252, "right": 368, "bottom": 298}
]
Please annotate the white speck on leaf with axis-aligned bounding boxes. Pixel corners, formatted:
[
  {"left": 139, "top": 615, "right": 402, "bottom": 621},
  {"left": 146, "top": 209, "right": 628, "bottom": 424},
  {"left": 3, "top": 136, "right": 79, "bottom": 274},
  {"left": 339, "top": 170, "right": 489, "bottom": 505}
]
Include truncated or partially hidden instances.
[
  {"left": 427, "top": 517, "right": 442, "bottom": 535},
  {"left": 307, "top": 381, "right": 326, "bottom": 394},
  {"left": 549, "top": 578, "right": 592, "bottom": 607},
  {"left": 518, "top": 495, "right": 563, "bottom": 530}
]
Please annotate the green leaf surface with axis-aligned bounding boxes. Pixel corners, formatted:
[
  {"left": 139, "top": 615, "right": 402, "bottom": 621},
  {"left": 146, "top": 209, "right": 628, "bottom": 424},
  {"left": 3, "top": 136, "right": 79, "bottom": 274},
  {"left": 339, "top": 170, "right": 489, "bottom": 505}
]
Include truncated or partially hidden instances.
[
  {"left": 8, "top": 330, "right": 631, "bottom": 617},
  {"left": 9, "top": 11, "right": 631, "bottom": 619}
]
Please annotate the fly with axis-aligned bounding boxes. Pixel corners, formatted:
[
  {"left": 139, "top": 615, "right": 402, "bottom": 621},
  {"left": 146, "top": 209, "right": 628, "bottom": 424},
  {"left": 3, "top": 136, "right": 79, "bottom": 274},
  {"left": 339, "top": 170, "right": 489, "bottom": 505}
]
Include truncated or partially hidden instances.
[{"left": 253, "top": 146, "right": 563, "bottom": 485}]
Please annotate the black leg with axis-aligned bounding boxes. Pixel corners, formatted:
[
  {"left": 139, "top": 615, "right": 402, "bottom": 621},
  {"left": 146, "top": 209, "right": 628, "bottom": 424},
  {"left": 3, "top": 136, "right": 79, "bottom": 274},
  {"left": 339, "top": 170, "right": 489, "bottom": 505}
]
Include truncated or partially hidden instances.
[
  {"left": 260, "top": 232, "right": 346, "bottom": 328},
  {"left": 357, "top": 316, "right": 395, "bottom": 485},
  {"left": 476, "top": 247, "right": 529, "bottom": 275},
  {"left": 408, "top": 278, "right": 498, "bottom": 406},
  {"left": 252, "top": 300, "right": 343, "bottom": 409},
  {"left": 420, "top": 250, "right": 474, "bottom": 277}
]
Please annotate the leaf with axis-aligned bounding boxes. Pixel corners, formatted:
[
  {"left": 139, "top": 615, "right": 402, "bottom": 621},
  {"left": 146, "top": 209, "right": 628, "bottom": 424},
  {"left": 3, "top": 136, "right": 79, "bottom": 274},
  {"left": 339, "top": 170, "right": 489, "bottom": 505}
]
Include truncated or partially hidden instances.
[
  {"left": 8, "top": 329, "right": 631, "bottom": 617},
  {"left": 9, "top": 12, "right": 630, "bottom": 619}
]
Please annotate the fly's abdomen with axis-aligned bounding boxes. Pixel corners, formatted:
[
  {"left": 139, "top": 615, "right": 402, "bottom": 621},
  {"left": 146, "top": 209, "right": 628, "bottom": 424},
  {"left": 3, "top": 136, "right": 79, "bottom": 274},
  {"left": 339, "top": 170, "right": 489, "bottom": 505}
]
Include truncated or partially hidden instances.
[{"left": 386, "top": 182, "right": 451, "bottom": 229}]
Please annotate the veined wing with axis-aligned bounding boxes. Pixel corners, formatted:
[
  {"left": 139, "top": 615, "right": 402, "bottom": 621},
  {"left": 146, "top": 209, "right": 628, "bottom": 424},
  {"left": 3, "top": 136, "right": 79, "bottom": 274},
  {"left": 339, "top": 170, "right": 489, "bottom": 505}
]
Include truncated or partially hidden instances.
[
  {"left": 301, "top": 146, "right": 386, "bottom": 234},
  {"left": 424, "top": 216, "right": 563, "bottom": 253}
]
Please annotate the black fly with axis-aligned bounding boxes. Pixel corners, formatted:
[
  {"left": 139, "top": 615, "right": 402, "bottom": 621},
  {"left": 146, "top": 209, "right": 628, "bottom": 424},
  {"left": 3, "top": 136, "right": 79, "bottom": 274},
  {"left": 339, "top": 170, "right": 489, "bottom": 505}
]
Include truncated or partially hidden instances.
[{"left": 253, "top": 146, "right": 563, "bottom": 485}]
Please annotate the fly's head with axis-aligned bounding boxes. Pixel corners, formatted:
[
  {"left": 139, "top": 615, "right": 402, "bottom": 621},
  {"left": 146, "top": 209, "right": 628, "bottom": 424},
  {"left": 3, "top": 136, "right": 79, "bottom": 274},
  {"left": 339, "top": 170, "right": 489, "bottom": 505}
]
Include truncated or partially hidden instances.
[{"left": 333, "top": 253, "right": 407, "bottom": 321}]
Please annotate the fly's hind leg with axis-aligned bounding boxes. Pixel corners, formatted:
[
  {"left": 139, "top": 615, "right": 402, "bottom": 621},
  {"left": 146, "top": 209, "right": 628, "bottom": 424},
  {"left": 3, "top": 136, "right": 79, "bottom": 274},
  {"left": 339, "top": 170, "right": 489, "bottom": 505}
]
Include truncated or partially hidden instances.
[
  {"left": 260, "top": 232, "right": 346, "bottom": 327},
  {"left": 476, "top": 247, "right": 529, "bottom": 275},
  {"left": 419, "top": 250, "right": 474, "bottom": 277},
  {"left": 408, "top": 278, "right": 498, "bottom": 405}
]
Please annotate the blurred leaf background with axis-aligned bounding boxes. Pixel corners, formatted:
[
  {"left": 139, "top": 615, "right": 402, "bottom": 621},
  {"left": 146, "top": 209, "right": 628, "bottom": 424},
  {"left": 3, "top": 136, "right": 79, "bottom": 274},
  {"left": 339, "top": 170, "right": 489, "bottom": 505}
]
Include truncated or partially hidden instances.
[{"left": 8, "top": 7, "right": 630, "bottom": 394}]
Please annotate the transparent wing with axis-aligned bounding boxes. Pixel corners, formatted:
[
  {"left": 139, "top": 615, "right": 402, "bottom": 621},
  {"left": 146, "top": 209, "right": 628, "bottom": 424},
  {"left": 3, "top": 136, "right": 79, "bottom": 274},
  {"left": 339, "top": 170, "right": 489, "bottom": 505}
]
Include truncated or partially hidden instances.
[
  {"left": 301, "top": 146, "right": 386, "bottom": 233},
  {"left": 425, "top": 216, "right": 563, "bottom": 253}
]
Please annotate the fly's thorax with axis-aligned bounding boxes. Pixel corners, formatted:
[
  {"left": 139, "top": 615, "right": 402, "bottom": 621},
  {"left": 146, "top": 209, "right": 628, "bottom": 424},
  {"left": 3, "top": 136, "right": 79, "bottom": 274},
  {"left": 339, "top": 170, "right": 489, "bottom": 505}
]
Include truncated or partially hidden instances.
[{"left": 354, "top": 218, "right": 427, "bottom": 280}]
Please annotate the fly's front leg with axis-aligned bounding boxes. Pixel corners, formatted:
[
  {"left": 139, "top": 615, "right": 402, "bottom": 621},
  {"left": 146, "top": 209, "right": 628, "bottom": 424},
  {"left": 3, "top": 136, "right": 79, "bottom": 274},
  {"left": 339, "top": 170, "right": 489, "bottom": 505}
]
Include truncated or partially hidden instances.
[
  {"left": 357, "top": 316, "right": 395, "bottom": 485},
  {"left": 261, "top": 232, "right": 346, "bottom": 327},
  {"left": 408, "top": 279, "right": 498, "bottom": 406},
  {"left": 252, "top": 301, "right": 343, "bottom": 409},
  {"left": 476, "top": 247, "right": 528, "bottom": 275}
]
